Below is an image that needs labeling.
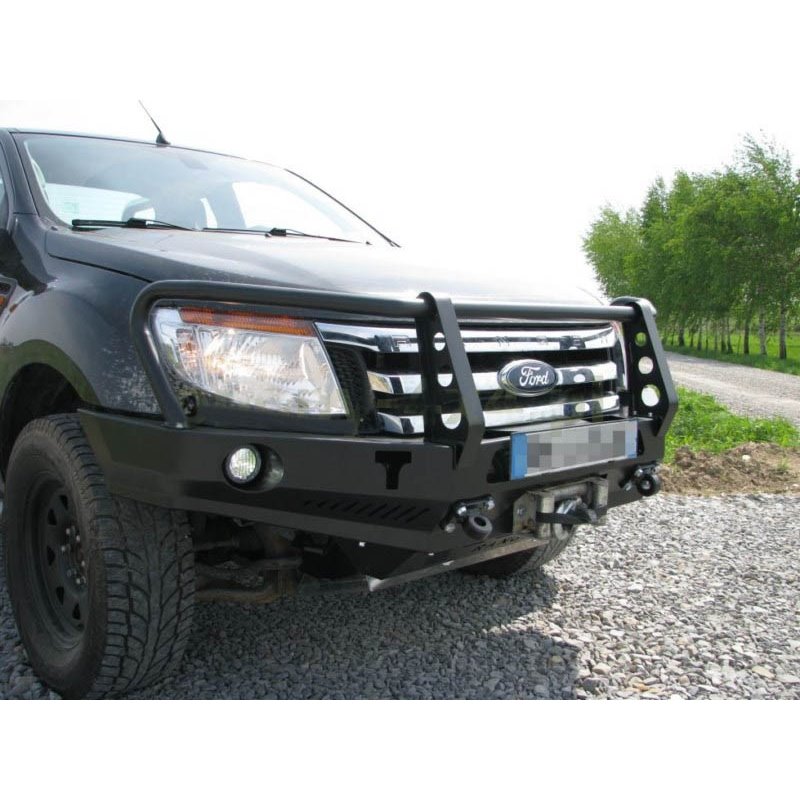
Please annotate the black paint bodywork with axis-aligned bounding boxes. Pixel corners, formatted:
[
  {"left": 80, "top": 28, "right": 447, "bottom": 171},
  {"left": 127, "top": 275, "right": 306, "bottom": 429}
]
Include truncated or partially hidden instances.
[{"left": 0, "top": 129, "right": 678, "bottom": 578}]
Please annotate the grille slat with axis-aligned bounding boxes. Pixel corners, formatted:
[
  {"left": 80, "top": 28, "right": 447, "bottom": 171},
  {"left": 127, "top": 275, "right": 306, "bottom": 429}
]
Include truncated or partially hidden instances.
[
  {"left": 377, "top": 393, "right": 621, "bottom": 434},
  {"left": 366, "top": 360, "right": 618, "bottom": 395},
  {"left": 317, "top": 323, "right": 619, "bottom": 353},
  {"left": 318, "top": 323, "right": 626, "bottom": 436}
]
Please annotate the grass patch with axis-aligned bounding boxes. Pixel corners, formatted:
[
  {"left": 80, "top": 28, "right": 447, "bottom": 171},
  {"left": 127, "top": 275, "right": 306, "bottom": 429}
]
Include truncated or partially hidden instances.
[
  {"left": 665, "top": 388, "right": 799, "bottom": 462},
  {"left": 664, "top": 330, "right": 800, "bottom": 376},
  {"left": 728, "top": 330, "right": 800, "bottom": 361},
  {"left": 665, "top": 343, "right": 800, "bottom": 376}
]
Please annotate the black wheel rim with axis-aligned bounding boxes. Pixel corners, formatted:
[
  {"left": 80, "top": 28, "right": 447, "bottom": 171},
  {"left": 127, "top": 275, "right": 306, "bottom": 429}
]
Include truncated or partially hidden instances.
[{"left": 28, "top": 476, "right": 89, "bottom": 646}]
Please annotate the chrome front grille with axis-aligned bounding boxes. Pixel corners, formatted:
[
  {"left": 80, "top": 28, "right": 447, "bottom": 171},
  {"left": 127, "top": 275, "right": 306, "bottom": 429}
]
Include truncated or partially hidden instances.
[
  {"left": 366, "top": 360, "right": 619, "bottom": 395},
  {"left": 318, "top": 322, "right": 627, "bottom": 435}
]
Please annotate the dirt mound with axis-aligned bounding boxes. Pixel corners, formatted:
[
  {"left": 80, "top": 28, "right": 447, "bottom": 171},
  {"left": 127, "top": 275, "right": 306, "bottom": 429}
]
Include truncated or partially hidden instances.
[{"left": 660, "top": 443, "right": 800, "bottom": 495}]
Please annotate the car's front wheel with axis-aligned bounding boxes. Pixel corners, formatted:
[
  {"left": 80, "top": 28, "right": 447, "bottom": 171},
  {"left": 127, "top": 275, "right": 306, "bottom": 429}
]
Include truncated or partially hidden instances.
[{"left": 4, "top": 414, "right": 195, "bottom": 698}]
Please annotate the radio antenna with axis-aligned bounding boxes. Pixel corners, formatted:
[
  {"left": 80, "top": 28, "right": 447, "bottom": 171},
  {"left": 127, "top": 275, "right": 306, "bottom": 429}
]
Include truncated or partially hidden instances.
[{"left": 138, "top": 100, "right": 170, "bottom": 145}]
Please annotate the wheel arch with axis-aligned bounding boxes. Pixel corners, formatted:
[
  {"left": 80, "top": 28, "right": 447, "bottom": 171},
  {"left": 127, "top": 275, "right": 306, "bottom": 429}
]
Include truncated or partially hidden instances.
[{"left": 0, "top": 350, "right": 97, "bottom": 477}]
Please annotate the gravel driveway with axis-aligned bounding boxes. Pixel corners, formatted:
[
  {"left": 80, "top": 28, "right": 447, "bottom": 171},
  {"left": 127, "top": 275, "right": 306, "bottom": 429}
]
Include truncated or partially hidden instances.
[
  {"left": 667, "top": 352, "right": 800, "bottom": 427},
  {"left": 2, "top": 493, "right": 798, "bottom": 699}
]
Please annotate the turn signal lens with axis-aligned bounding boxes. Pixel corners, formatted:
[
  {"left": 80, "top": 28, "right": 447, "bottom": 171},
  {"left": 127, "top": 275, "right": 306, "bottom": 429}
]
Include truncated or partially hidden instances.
[{"left": 179, "top": 307, "right": 315, "bottom": 336}]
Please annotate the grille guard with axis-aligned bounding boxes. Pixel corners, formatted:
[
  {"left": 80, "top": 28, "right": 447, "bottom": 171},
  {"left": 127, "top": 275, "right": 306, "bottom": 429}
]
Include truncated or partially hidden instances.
[{"left": 130, "top": 281, "right": 678, "bottom": 468}]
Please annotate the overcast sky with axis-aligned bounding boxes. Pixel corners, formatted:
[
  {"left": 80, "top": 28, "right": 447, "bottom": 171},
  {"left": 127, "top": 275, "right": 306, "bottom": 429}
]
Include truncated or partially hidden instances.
[{"left": 3, "top": 1, "right": 799, "bottom": 298}]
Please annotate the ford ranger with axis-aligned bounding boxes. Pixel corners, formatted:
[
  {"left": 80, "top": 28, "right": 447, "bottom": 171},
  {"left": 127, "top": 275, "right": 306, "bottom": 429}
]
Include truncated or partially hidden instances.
[{"left": 0, "top": 129, "right": 676, "bottom": 697}]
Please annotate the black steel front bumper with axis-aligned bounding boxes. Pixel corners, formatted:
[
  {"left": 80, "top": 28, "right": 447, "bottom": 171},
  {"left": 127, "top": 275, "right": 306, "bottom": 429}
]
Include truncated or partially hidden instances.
[
  {"left": 80, "top": 409, "right": 668, "bottom": 554},
  {"left": 81, "top": 282, "right": 677, "bottom": 556}
]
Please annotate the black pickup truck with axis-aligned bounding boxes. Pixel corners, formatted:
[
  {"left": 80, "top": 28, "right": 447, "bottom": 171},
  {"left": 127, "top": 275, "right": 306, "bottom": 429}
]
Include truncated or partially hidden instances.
[{"left": 0, "top": 129, "right": 676, "bottom": 698}]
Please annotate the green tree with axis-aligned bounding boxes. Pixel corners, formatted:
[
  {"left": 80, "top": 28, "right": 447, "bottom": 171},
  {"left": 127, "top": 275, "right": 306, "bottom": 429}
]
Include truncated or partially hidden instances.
[
  {"left": 582, "top": 206, "right": 643, "bottom": 299},
  {"left": 584, "top": 133, "right": 800, "bottom": 360},
  {"left": 736, "top": 135, "right": 800, "bottom": 359}
]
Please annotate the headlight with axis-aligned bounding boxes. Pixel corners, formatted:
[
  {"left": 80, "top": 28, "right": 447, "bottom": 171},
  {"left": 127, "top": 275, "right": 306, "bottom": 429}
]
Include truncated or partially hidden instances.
[{"left": 152, "top": 306, "right": 347, "bottom": 415}]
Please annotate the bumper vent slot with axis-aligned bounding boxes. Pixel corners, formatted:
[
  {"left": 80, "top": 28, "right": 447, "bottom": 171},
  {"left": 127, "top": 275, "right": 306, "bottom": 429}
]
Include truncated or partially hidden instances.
[{"left": 302, "top": 496, "right": 431, "bottom": 525}]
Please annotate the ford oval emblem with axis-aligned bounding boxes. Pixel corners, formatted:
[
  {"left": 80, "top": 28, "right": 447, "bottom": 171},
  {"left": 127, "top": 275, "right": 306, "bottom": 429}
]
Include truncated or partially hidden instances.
[{"left": 497, "top": 359, "right": 558, "bottom": 396}]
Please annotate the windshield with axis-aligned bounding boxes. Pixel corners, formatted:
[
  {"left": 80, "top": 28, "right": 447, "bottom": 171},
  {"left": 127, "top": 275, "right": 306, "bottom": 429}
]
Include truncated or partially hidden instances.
[{"left": 16, "top": 133, "right": 387, "bottom": 244}]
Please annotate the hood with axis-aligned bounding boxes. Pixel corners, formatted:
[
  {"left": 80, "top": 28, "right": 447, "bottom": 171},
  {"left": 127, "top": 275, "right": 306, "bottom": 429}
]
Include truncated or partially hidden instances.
[{"left": 46, "top": 228, "right": 602, "bottom": 306}]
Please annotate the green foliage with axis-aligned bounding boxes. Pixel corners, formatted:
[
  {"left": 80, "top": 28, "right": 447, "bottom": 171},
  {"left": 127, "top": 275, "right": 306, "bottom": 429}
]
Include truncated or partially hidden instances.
[
  {"left": 582, "top": 206, "right": 642, "bottom": 299},
  {"left": 584, "top": 134, "right": 800, "bottom": 358},
  {"left": 665, "top": 388, "right": 799, "bottom": 461}
]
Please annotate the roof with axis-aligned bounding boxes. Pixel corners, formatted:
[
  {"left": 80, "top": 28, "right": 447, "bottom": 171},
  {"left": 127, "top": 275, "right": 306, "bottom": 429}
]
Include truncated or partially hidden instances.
[{"left": 0, "top": 128, "right": 262, "bottom": 164}]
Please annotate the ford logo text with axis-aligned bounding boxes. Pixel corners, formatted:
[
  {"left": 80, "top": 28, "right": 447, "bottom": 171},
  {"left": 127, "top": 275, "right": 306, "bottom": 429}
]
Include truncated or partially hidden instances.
[{"left": 497, "top": 359, "right": 558, "bottom": 396}]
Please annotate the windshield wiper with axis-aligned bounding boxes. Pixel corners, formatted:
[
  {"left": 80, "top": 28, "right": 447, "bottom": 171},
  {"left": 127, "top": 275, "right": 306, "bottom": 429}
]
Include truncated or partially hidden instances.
[
  {"left": 201, "top": 227, "right": 265, "bottom": 235},
  {"left": 201, "top": 226, "right": 365, "bottom": 243},
  {"left": 266, "top": 228, "right": 364, "bottom": 243},
  {"left": 202, "top": 226, "right": 364, "bottom": 242},
  {"left": 72, "top": 218, "right": 366, "bottom": 243},
  {"left": 72, "top": 218, "right": 191, "bottom": 231}
]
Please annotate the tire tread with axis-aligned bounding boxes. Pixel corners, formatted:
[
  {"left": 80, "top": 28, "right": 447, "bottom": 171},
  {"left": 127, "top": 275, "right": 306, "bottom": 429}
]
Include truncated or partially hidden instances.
[{"left": 5, "top": 414, "right": 194, "bottom": 698}]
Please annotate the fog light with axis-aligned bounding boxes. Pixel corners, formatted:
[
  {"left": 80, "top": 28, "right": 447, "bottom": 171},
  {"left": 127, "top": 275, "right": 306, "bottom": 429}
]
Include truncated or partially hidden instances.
[{"left": 225, "top": 446, "right": 262, "bottom": 484}]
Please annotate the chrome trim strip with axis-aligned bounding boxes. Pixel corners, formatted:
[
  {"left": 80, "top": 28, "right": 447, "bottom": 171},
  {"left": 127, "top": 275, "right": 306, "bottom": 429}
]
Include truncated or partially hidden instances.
[
  {"left": 377, "top": 393, "right": 621, "bottom": 434},
  {"left": 318, "top": 323, "right": 618, "bottom": 353},
  {"left": 367, "top": 361, "right": 619, "bottom": 395}
]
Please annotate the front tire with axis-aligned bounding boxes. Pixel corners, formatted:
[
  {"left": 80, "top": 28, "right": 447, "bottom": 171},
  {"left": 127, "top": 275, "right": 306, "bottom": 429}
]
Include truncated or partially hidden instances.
[{"left": 4, "top": 415, "right": 195, "bottom": 698}]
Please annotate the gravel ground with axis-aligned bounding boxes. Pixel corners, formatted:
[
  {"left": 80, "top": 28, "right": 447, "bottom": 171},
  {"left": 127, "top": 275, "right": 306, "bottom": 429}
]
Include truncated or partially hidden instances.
[
  {"left": 667, "top": 352, "right": 800, "bottom": 426},
  {"left": 2, "top": 493, "right": 799, "bottom": 699}
]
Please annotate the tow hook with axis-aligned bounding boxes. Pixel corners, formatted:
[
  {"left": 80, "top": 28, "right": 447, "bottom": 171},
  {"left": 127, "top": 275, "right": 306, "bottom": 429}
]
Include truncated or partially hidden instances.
[
  {"left": 443, "top": 496, "right": 495, "bottom": 540},
  {"left": 629, "top": 466, "right": 662, "bottom": 497}
]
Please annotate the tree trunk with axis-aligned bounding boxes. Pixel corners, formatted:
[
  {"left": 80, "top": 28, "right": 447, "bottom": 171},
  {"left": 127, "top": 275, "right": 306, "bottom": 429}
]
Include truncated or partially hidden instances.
[
  {"left": 743, "top": 318, "right": 750, "bottom": 355},
  {"left": 779, "top": 305, "right": 787, "bottom": 360},
  {"left": 678, "top": 327, "right": 685, "bottom": 347},
  {"left": 758, "top": 314, "right": 767, "bottom": 356}
]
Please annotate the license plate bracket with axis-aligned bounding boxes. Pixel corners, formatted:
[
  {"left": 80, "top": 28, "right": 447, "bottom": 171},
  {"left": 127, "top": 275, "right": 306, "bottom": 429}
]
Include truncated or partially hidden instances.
[{"left": 509, "top": 419, "right": 637, "bottom": 480}]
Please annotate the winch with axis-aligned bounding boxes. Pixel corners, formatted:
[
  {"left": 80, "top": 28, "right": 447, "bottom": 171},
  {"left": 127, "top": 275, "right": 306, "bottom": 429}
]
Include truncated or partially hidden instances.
[{"left": 512, "top": 478, "right": 609, "bottom": 536}]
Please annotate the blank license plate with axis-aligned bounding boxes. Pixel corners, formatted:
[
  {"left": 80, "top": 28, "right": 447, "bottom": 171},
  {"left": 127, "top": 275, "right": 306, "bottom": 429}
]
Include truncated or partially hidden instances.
[{"left": 509, "top": 420, "right": 638, "bottom": 480}]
